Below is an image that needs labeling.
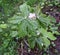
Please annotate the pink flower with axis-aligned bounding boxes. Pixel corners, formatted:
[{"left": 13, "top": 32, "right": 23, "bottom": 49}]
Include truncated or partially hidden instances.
[{"left": 28, "top": 13, "right": 36, "bottom": 20}]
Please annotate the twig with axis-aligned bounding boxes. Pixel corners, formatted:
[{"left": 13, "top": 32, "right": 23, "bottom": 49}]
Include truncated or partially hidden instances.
[
  {"left": 23, "top": 39, "right": 29, "bottom": 47},
  {"left": 21, "top": 41, "right": 24, "bottom": 55}
]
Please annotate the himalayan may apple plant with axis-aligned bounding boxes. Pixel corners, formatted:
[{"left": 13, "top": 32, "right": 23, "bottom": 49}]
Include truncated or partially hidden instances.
[{"left": 8, "top": 3, "right": 56, "bottom": 49}]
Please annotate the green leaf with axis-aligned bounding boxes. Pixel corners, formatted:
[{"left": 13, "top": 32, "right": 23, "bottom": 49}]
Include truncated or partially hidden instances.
[
  {"left": 47, "top": 16, "right": 56, "bottom": 23},
  {"left": 8, "top": 15, "right": 24, "bottom": 24},
  {"left": 0, "top": 24, "right": 8, "bottom": 28},
  {"left": 40, "top": 28, "right": 56, "bottom": 40},
  {"left": 27, "top": 0, "right": 37, "bottom": 5},
  {"left": 43, "top": 37, "right": 50, "bottom": 47},
  {"left": 10, "top": 31, "right": 18, "bottom": 37},
  {"left": 20, "top": 3, "right": 30, "bottom": 16},
  {"left": 47, "top": 32, "right": 56, "bottom": 40},
  {"left": 0, "top": 28, "right": 2, "bottom": 32},
  {"left": 3, "top": 39, "right": 10, "bottom": 48},
  {"left": 36, "top": 37, "right": 43, "bottom": 48},
  {"left": 28, "top": 37, "right": 36, "bottom": 48},
  {"left": 27, "top": 19, "right": 37, "bottom": 36},
  {"left": 37, "top": 17, "right": 46, "bottom": 28},
  {"left": 18, "top": 20, "right": 27, "bottom": 37}
]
